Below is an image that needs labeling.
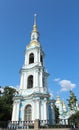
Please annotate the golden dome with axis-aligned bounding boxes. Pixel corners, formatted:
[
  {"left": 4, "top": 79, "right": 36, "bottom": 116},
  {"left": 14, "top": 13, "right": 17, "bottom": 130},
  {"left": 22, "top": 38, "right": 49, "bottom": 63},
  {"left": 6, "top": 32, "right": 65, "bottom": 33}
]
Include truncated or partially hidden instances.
[
  {"left": 29, "top": 40, "right": 40, "bottom": 47},
  {"left": 56, "top": 96, "right": 61, "bottom": 103}
]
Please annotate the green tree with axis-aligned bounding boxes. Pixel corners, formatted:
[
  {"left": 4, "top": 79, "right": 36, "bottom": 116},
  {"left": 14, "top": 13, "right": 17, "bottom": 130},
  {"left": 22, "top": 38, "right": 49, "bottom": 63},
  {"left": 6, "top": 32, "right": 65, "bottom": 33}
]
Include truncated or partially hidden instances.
[
  {"left": 67, "top": 91, "right": 77, "bottom": 110},
  {"left": 0, "top": 86, "right": 16, "bottom": 121},
  {"left": 54, "top": 105, "right": 59, "bottom": 124},
  {"left": 68, "top": 111, "right": 79, "bottom": 127}
]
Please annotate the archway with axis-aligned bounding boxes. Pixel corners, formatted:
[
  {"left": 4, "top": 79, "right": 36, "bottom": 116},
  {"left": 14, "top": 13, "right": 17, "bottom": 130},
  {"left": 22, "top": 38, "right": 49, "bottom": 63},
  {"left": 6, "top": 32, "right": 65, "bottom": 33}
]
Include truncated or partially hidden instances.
[
  {"left": 24, "top": 105, "right": 32, "bottom": 121},
  {"left": 27, "top": 75, "right": 33, "bottom": 89},
  {"left": 29, "top": 53, "right": 34, "bottom": 64}
]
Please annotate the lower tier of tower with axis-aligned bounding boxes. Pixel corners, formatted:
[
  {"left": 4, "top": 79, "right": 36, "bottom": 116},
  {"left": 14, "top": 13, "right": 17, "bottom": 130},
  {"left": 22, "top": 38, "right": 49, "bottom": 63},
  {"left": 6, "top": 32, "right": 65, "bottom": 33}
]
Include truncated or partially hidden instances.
[{"left": 11, "top": 93, "right": 55, "bottom": 125}]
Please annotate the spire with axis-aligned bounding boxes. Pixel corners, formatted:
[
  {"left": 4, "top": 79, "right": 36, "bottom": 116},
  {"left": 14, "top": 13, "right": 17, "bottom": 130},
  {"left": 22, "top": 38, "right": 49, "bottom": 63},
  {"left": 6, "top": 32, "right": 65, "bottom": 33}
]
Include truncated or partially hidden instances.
[
  {"left": 33, "top": 13, "right": 38, "bottom": 32},
  {"left": 31, "top": 14, "right": 39, "bottom": 41},
  {"left": 34, "top": 14, "right": 37, "bottom": 25}
]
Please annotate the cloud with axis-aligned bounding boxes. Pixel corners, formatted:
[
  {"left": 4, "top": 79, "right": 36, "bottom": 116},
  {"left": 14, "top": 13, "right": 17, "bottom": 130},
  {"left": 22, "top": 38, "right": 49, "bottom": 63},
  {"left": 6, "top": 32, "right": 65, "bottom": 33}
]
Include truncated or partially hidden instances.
[
  {"left": 59, "top": 80, "right": 76, "bottom": 92},
  {"left": 0, "top": 87, "right": 4, "bottom": 93},
  {"left": 54, "top": 78, "right": 76, "bottom": 92},
  {"left": 54, "top": 78, "right": 60, "bottom": 82}
]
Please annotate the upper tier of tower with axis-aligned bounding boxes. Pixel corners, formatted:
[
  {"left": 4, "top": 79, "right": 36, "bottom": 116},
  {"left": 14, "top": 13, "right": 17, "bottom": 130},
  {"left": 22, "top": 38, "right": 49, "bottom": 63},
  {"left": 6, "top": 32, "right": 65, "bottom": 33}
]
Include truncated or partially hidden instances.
[
  {"left": 27, "top": 14, "right": 41, "bottom": 48},
  {"left": 31, "top": 14, "right": 39, "bottom": 41},
  {"left": 19, "top": 15, "right": 49, "bottom": 95}
]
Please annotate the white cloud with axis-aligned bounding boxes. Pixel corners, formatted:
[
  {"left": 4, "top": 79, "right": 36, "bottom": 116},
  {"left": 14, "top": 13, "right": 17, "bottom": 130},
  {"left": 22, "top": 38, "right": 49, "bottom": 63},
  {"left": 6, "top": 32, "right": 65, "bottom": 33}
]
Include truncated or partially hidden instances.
[
  {"left": 59, "top": 80, "right": 76, "bottom": 92},
  {"left": 53, "top": 78, "right": 60, "bottom": 82},
  {"left": 54, "top": 78, "right": 76, "bottom": 92},
  {"left": 0, "top": 87, "right": 4, "bottom": 93}
]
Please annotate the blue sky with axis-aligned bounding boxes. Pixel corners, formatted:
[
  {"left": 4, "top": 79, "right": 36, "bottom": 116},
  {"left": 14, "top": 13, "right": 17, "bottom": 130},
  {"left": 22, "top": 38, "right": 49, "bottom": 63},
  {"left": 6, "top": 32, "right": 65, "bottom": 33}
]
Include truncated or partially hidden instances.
[{"left": 0, "top": 0, "right": 79, "bottom": 103}]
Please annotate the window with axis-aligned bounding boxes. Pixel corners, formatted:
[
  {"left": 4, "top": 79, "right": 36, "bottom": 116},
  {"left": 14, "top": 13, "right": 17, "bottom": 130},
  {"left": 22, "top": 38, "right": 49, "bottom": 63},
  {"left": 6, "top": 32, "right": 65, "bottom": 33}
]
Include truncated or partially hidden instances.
[
  {"left": 27, "top": 75, "right": 33, "bottom": 89},
  {"left": 24, "top": 105, "right": 32, "bottom": 121},
  {"left": 40, "top": 55, "right": 43, "bottom": 65},
  {"left": 29, "top": 53, "right": 34, "bottom": 64}
]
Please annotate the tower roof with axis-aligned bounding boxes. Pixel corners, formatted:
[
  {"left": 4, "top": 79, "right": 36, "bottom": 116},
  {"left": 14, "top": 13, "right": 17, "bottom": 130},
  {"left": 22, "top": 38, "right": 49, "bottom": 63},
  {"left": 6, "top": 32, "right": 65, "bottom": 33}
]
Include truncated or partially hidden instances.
[{"left": 28, "top": 14, "right": 40, "bottom": 47}]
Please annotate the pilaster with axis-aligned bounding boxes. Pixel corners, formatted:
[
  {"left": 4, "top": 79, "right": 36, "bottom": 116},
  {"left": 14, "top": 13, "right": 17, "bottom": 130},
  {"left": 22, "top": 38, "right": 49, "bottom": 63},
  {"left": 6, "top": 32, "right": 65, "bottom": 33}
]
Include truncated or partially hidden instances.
[
  {"left": 20, "top": 73, "right": 24, "bottom": 89},
  {"left": 44, "top": 98, "right": 47, "bottom": 120},
  {"left": 36, "top": 98, "right": 40, "bottom": 119},
  {"left": 14, "top": 100, "right": 20, "bottom": 121}
]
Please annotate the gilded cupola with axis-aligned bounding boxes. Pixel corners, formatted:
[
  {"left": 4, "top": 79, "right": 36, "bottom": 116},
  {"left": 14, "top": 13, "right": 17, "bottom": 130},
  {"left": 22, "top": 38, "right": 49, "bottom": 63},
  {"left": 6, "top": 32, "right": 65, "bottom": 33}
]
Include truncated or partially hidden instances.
[{"left": 27, "top": 14, "right": 40, "bottom": 48}]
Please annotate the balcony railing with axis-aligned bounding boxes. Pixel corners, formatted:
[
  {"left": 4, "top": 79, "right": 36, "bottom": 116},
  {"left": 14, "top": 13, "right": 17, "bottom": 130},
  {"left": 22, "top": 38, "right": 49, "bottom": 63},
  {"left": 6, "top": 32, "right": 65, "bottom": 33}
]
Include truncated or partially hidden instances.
[{"left": 0, "top": 119, "right": 79, "bottom": 129}]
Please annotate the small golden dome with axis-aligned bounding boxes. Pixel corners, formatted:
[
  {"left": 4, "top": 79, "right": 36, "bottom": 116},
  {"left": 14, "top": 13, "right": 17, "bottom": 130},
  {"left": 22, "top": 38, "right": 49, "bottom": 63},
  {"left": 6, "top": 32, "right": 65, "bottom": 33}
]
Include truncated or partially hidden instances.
[
  {"left": 32, "top": 24, "right": 38, "bottom": 33},
  {"left": 56, "top": 96, "right": 61, "bottom": 103},
  {"left": 29, "top": 40, "right": 40, "bottom": 47}
]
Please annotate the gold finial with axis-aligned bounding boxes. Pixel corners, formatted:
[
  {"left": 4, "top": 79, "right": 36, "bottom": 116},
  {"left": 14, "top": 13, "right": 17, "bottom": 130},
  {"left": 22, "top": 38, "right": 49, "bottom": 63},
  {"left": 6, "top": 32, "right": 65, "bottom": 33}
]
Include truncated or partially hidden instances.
[
  {"left": 34, "top": 13, "right": 37, "bottom": 25},
  {"left": 33, "top": 13, "right": 38, "bottom": 32}
]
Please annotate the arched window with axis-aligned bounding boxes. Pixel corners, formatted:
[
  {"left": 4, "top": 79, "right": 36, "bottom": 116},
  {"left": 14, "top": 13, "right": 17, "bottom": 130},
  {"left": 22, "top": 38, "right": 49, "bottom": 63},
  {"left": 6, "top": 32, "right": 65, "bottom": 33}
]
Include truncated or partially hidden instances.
[
  {"left": 29, "top": 53, "right": 34, "bottom": 64},
  {"left": 27, "top": 75, "right": 33, "bottom": 89},
  {"left": 24, "top": 105, "right": 32, "bottom": 121},
  {"left": 40, "top": 55, "right": 43, "bottom": 65}
]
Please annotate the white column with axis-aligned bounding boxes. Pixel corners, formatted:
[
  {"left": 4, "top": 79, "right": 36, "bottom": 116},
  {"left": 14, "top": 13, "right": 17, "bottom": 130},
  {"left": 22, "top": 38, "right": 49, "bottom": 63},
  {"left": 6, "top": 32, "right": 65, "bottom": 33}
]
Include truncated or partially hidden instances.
[
  {"left": 34, "top": 71, "right": 36, "bottom": 88},
  {"left": 15, "top": 100, "right": 20, "bottom": 121},
  {"left": 39, "top": 49, "right": 40, "bottom": 63},
  {"left": 24, "top": 53, "right": 27, "bottom": 65},
  {"left": 32, "top": 100, "right": 37, "bottom": 120},
  {"left": 24, "top": 73, "right": 27, "bottom": 89},
  {"left": 34, "top": 50, "right": 37, "bottom": 63},
  {"left": 36, "top": 99, "right": 40, "bottom": 119},
  {"left": 66, "top": 119, "right": 68, "bottom": 125},
  {"left": 21, "top": 108, "right": 24, "bottom": 121},
  {"left": 20, "top": 74, "right": 24, "bottom": 89},
  {"left": 38, "top": 70, "right": 40, "bottom": 90},
  {"left": 44, "top": 74, "right": 48, "bottom": 93},
  {"left": 43, "top": 98, "right": 47, "bottom": 120},
  {"left": 40, "top": 70, "right": 43, "bottom": 87},
  {"left": 35, "top": 70, "right": 39, "bottom": 88},
  {"left": 24, "top": 73, "right": 26, "bottom": 89},
  {"left": 40, "top": 101, "right": 43, "bottom": 120},
  {"left": 27, "top": 52, "right": 29, "bottom": 65},
  {"left": 32, "top": 102, "right": 34, "bottom": 121}
]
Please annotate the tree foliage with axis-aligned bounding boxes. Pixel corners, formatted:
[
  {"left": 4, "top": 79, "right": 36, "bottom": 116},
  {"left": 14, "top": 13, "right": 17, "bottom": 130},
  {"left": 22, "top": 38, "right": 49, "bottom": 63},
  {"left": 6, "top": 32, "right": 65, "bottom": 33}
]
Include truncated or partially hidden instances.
[
  {"left": 67, "top": 91, "right": 77, "bottom": 110},
  {"left": 0, "top": 86, "right": 16, "bottom": 121},
  {"left": 54, "top": 105, "right": 59, "bottom": 124},
  {"left": 68, "top": 111, "right": 79, "bottom": 127}
]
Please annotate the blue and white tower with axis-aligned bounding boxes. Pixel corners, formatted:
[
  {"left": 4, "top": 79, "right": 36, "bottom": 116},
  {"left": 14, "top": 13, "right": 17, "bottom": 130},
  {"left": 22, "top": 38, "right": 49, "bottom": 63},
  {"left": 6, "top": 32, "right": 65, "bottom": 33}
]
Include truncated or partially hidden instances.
[{"left": 12, "top": 15, "right": 55, "bottom": 124}]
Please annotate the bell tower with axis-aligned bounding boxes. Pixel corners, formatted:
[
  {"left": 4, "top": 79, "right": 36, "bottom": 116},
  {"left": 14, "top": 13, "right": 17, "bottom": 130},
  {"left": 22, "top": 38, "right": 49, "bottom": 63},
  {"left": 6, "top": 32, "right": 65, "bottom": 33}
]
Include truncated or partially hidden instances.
[
  {"left": 19, "top": 14, "right": 49, "bottom": 95},
  {"left": 12, "top": 15, "right": 55, "bottom": 124}
]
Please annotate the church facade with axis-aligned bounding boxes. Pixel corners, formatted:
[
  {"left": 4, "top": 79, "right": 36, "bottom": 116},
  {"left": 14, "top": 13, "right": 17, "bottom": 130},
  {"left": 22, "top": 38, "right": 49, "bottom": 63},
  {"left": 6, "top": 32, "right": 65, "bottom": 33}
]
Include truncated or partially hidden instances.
[
  {"left": 11, "top": 16, "right": 55, "bottom": 125},
  {"left": 55, "top": 95, "right": 79, "bottom": 125}
]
